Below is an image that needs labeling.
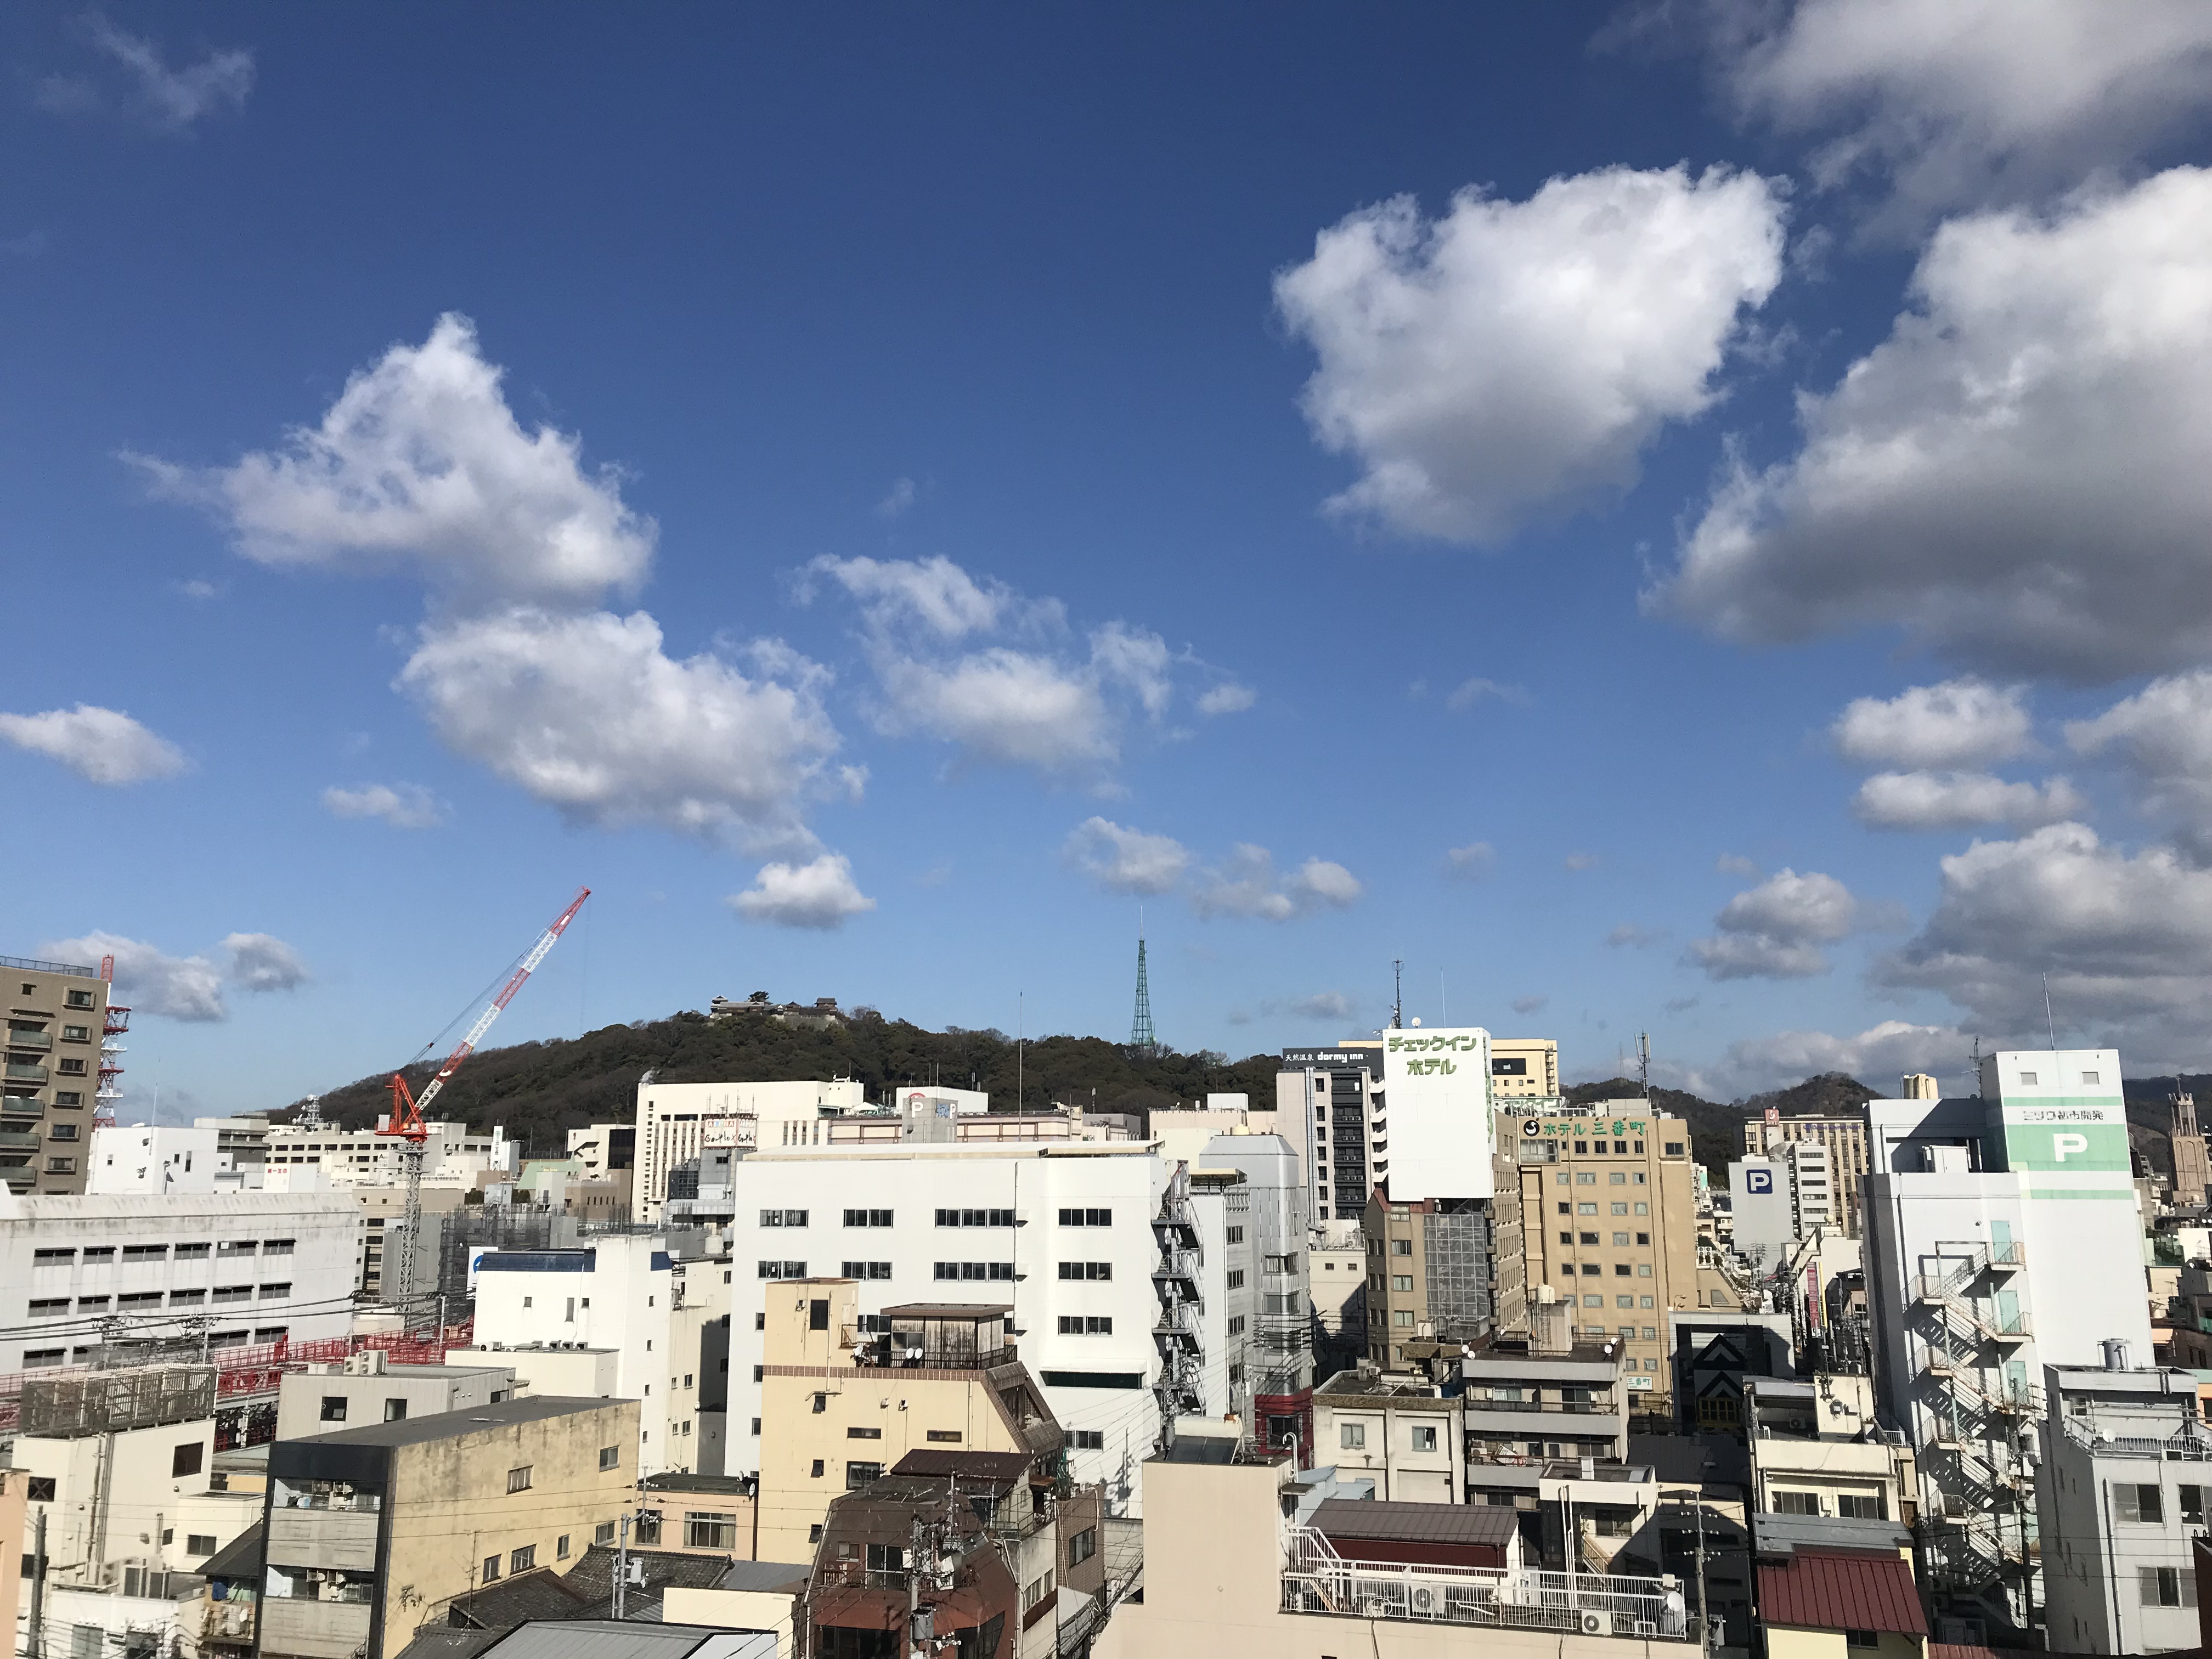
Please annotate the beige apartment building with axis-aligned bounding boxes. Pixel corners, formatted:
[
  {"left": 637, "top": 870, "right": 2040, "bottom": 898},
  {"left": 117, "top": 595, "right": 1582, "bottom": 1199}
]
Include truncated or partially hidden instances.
[
  {"left": 1741, "top": 1111, "right": 1870, "bottom": 1236},
  {"left": 1490, "top": 1038, "right": 1560, "bottom": 1102},
  {"left": 2, "top": 953, "right": 111, "bottom": 1195},
  {"left": 258, "top": 1394, "right": 639, "bottom": 1659},
  {"left": 1516, "top": 1103, "right": 1697, "bottom": 1408},
  {"left": 753, "top": 1280, "right": 1064, "bottom": 1562}
]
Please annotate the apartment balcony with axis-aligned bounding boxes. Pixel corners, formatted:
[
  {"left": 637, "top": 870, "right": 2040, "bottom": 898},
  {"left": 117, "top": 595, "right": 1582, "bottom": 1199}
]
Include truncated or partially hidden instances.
[
  {"left": 0, "top": 1130, "right": 42, "bottom": 1153},
  {"left": 268, "top": 1507, "right": 380, "bottom": 1572},
  {"left": 7, "top": 1030, "right": 52, "bottom": 1051},
  {"left": 4, "top": 1062, "right": 48, "bottom": 1084},
  {"left": 259, "top": 1596, "right": 373, "bottom": 1659},
  {"left": 1, "top": 1097, "right": 44, "bottom": 1118}
]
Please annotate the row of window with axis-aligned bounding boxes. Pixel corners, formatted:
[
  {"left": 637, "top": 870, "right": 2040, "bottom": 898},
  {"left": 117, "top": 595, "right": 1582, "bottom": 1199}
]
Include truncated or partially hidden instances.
[
  {"left": 1554, "top": 1170, "right": 1650, "bottom": 1187},
  {"left": 32, "top": 1239, "right": 291, "bottom": 1262},
  {"left": 1560, "top": 1231, "right": 1652, "bottom": 1247},
  {"left": 761, "top": 1258, "right": 1119, "bottom": 1283},
  {"left": 2115, "top": 1482, "right": 2209, "bottom": 1525},
  {"left": 1558, "top": 1263, "right": 1655, "bottom": 1278},
  {"left": 29, "top": 1285, "right": 291, "bottom": 1316},
  {"left": 1559, "top": 1201, "right": 1651, "bottom": 1216},
  {"left": 761, "top": 1206, "right": 1116, "bottom": 1229}
]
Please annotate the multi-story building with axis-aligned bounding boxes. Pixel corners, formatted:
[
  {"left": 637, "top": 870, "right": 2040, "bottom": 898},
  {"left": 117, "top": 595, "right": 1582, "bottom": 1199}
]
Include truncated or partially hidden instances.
[
  {"left": 262, "top": 1121, "right": 509, "bottom": 1186},
  {"left": 1728, "top": 1142, "right": 1836, "bottom": 1267},
  {"left": 1309, "top": 1220, "right": 1367, "bottom": 1377},
  {"left": 1275, "top": 1045, "right": 1385, "bottom": 1223},
  {"left": 1513, "top": 1102, "right": 1697, "bottom": 1405},
  {"left": 1199, "top": 1133, "right": 1315, "bottom": 1452},
  {"left": 1753, "top": 1515, "right": 1928, "bottom": 1659},
  {"left": 566, "top": 1121, "right": 636, "bottom": 1215},
  {"left": 88, "top": 1124, "right": 227, "bottom": 1194},
  {"left": 273, "top": 1351, "right": 520, "bottom": 1441},
  {"left": 1311, "top": 1370, "right": 1464, "bottom": 1502},
  {"left": 2168, "top": 1094, "right": 2209, "bottom": 1211},
  {"left": 0, "top": 1188, "right": 360, "bottom": 1373},
  {"left": 469, "top": 1235, "right": 684, "bottom": 1475},
  {"left": 353, "top": 1182, "right": 471, "bottom": 1305},
  {"left": 751, "top": 1280, "right": 1064, "bottom": 1562},
  {"left": 1489, "top": 1038, "right": 1560, "bottom": 1102},
  {"left": 1861, "top": 1049, "right": 2150, "bottom": 1635},
  {"left": 1743, "top": 1374, "right": 1913, "bottom": 1525},
  {"left": 255, "top": 1394, "right": 639, "bottom": 1659},
  {"left": 2, "top": 952, "right": 113, "bottom": 1195},
  {"left": 723, "top": 1141, "right": 1164, "bottom": 1503},
  {"left": 1743, "top": 1108, "right": 1871, "bottom": 1238},
  {"left": 1362, "top": 1190, "right": 1522, "bottom": 1365},
  {"left": 1461, "top": 1327, "right": 1631, "bottom": 1463},
  {"left": 634, "top": 1077, "right": 866, "bottom": 1223},
  {"left": 2036, "top": 1355, "right": 2212, "bottom": 1656}
]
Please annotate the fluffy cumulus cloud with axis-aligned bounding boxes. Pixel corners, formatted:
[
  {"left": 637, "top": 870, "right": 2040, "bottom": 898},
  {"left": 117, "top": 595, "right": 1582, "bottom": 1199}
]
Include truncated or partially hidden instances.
[
  {"left": 1717, "top": 0, "right": 2212, "bottom": 227},
  {"left": 1832, "top": 679, "right": 2030, "bottom": 770},
  {"left": 1189, "top": 845, "right": 1364, "bottom": 922},
  {"left": 145, "top": 315, "right": 654, "bottom": 610},
  {"left": 1195, "top": 682, "right": 1256, "bottom": 717},
  {"left": 41, "top": 929, "right": 310, "bottom": 1022},
  {"left": 39, "top": 19, "right": 253, "bottom": 131},
  {"left": 321, "top": 782, "right": 447, "bottom": 830},
  {"left": 728, "top": 854, "right": 876, "bottom": 931},
  {"left": 1662, "top": 170, "right": 2212, "bottom": 679},
  {"left": 1875, "top": 823, "right": 2212, "bottom": 1057},
  {"left": 0, "top": 704, "right": 188, "bottom": 785},
  {"left": 809, "top": 555, "right": 1194, "bottom": 780},
  {"left": 1850, "top": 770, "right": 2084, "bottom": 831},
  {"left": 398, "top": 609, "right": 841, "bottom": 853},
  {"left": 1680, "top": 1020, "right": 1970, "bottom": 1101},
  {"left": 1687, "top": 868, "right": 1863, "bottom": 979},
  {"left": 1064, "top": 817, "right": 1192, "bottom": 896},
  {"left": 1276, "top": 164, "right": 1786, "bottom": 543},
  {"left": 1443, "top": 841, "right": 1496, "bottom": 881},
  {"left": 2067, "top": 671, "right": 2212, "bottom": 854}
]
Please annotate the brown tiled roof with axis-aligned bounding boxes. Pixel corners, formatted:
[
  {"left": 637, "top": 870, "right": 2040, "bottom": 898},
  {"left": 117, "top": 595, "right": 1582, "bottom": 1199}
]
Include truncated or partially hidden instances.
[
  {"left": 890, "top": 1449, "right": 1035, "bottom": 1486},
  {"left": 1312, "top": 1499, "right": 1520, "bottom": 1548},
  {"left": 1759, "top": 1550, "right": 1925, "bottom": 1635}
]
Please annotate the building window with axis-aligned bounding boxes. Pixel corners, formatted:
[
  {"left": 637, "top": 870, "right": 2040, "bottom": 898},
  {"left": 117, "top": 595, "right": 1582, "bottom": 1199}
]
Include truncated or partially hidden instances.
[
  {"left": 2082, "top": 1070, "right": 2101, "bottom": 1086},
  {"left": 1391, "top": 1239, "right": 1412, "bottom": 1256},
  {"left": 758, "top": 1260, "right": 808, "bottom": 1279},
  {"left": 1226, "top": 1270, "right": 1245, "bottom": 1289},
  {"left": 319, "top": 1396, "right": 348, "bottom": 1421},
  {"left": 556, "top": 1534, "right": 571, "bottom": 1560},
  {"left": 2143, "top": 1567, "right": 2196, "bottom": 1607},
  {"left": 482, "top": 1555, "right": 501, "bottom": 1584},
  {"left": 1392, "top": 1276, "right": 1412, "bottom": 1292},
  {"left": 1846, "top": 1632, "right": 1880, "bottom": 1649},
  {"left": 1056, "top": 1262, "right": 1113, "bottom": 1282},
  {"left": 172, "top": 1443, "right": 203, "bottom": 1477},
  {"left": 1410, "top": 1425, "right": 1437, "bottom": 1452},
  {"left": 510, "top": 1545, "right": 535, "bottom": 1573},
  {"left": 1068, "top": 1526, "right": 1098, "bottom": 1567},
  {"left": 507, "top": 1466, "right": 533, "bottom": 1493},
  {"left": 759, "top": 1209, "right": 809, "bottom": 1227},
  {"left": 1058, "top": 1208, "right": 1114, "bottom": 1227},
  {"left": 842, "top": 1209, "right": 893, "bottom": 1227},
  {"left": 935, "top": 1208, "right": 1015, "bottom": 1227},
  {"left": 1069, "top": 1429, "right": 1106, "bottom": 1450},
  {"left": 846, "top": 1462, "right": 884, "bottom": 1489},
  {"left": 383, "top": 1399, "right": 408, "bottom": 1423},
  {"left": 686, "top": 1513, "right": 737, "bottom": 1550},
  {"left": 2119, "top": 1483, "right": 2164, "bottom": 1523},
  {"left": 928, "top": 1429, "right": 963, "bottom": 1443},
  {"left": 841, "top": 1261, "right": 894, "bottom": 1279},
  {"left": 29, "top": 1477, "right": 57, "bottom": 1501},
  {"left": 1773, "top": 1492, "right": 1821, "bottom": 1516},
  {"left": 1838, "top": 1494, "right": 1887, "bottom": 1520},
  {"left": 936, "top": 1261, "right": 1015, "bottom": 1280},
  {"left": 594, "top": 1520, "right": 617, "bottom": 1547},
  {"left": 1226, "top": 1226, "right": 1244, "bottom": 1243},
  {"left": 599, "top": 1445, "right": 620, "bottom": 1470},
  {"left": 1058, "top": 1316, "right": 1114, "bottom": 1335}
]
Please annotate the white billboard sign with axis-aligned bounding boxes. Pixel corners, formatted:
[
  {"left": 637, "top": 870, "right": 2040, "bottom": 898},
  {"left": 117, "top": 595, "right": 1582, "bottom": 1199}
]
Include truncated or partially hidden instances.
[{"left": 1383, "top": 1026, "right": 1493, "bottom": 1201}]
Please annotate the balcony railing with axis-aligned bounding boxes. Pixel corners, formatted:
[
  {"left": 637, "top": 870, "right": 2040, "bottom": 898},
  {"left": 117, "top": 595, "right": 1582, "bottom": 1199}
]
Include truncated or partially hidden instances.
[
  {"left": 7, "top": 1031, "right": 52, "bottom": 1051},
  {"left": 4, "top": 1063, "right": 48, "bottom": 1084},
  {"left": 1462, "top": 1397, "right": 1616, "bottom": 1415}
]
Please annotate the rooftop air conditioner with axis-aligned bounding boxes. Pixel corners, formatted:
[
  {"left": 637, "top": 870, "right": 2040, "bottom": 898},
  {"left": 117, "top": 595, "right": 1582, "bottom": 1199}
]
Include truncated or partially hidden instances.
[
  {"left": 1410, "top": 1587, "right": 1438, "bottom": 1613},
  {"left": 1581, "top": 1611, "right": 1607, "bottom": 1636}
]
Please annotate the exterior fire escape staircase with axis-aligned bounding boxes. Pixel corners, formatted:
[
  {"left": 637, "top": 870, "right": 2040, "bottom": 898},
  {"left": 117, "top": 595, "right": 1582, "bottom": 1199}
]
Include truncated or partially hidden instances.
[{"left": 1152, "top": 1162, "right": 1206, "bottom": 1440}]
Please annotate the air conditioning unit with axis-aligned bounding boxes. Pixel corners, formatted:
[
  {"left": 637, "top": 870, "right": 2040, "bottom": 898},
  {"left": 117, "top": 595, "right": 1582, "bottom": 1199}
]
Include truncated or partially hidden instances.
[
  {"left": 1581, "top": 1611, "right": 1607, "bottom": 1636},
  {"left": 1410, "top": 1587, "right": 1438, "bottom": 1613}
]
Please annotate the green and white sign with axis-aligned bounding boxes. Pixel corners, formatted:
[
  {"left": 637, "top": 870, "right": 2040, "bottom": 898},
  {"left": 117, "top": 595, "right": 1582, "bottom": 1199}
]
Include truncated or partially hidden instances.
[{"left": 1383, "top": 1026, "right": 1493, "bottom": 1201}]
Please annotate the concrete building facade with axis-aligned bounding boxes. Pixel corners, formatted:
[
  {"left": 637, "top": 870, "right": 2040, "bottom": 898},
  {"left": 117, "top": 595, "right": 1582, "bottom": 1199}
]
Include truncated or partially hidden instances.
[
  {"left": 1729, "top": 1142, "right": 1837, "bottom": 1268},
  {"left": 1275, "top": 1046, "right": 1385, "bottom": 1223},
  {"left": 2, "top": 952, "right": 112, "bottom": 1196},
  {"left": 634, "top": 1078, "right": 866, "bottom": 1223},
  {"left": 1743, "top": 1112, "right": 1871, "bottom": 1238}
]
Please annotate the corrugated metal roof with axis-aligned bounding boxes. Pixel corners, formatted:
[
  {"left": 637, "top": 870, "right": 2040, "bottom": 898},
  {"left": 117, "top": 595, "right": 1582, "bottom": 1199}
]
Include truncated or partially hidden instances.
[
  {"left": 890, "top": 1449, "right": 1034, "bottom": 1486},
  {"left": 476, "top": 1622, "right": 776, "bottom": 1659},
  {"left": 1312, "top": 1499, "right": 1520, "bottom": 1547},
  {"left": 1758, "top": 1550, "right": 1926, "bottom": 1635}
]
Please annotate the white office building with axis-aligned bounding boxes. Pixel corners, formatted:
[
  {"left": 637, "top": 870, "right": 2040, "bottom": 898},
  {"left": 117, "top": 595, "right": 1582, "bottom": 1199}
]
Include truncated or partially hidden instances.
[
  {"left": 261, "top": 1120, "right": 512, "bottom": 1187},
  {"left": 725, "top": 1141, "right": 1166, "bottom": 1504},
  {"left": 0, "top": 1187, "right": 361, "bottom": 1373},
  {"left": 634, "top": 1077, "right": 866, "bottom": 1222},
  {"left": 1861, "top": 1048, "right": 2150, "bottom": 1633},
  {"left": 1728, "top": 1141, "right": 1836, "bottom": 1267},
  {"left": 2036, "top": 1356, "right": 2212, "bottom": 1656},
  {"left": 87, "top": 1125, "right": 226, "bottom": 1195},
  {"left": 1200, "top": 1132, "right": 1315, "bottom": 1410}
]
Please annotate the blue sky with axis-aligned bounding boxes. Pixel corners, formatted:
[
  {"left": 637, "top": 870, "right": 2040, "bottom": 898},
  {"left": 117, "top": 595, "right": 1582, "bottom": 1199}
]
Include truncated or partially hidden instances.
[{"left": 8, "top": 3, "right": 2212, "bottom": 1119}]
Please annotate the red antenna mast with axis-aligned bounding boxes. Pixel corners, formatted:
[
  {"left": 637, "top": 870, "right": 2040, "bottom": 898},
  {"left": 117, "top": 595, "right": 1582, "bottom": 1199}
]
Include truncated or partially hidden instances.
[{"left": 95, "top": 954, "right": 128, "bottom": 1130}]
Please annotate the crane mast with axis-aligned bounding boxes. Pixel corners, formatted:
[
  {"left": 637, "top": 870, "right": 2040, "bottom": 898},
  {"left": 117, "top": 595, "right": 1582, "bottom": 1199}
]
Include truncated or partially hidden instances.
[{"left": 377, "top": 887, "right": 590, "bottom": 1326}]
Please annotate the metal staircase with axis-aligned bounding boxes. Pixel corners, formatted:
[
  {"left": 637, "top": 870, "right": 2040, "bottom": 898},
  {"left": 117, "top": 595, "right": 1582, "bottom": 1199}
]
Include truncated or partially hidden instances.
[{"left": 1152, "top": 1163, "right": 1206, "bottom": 1436}]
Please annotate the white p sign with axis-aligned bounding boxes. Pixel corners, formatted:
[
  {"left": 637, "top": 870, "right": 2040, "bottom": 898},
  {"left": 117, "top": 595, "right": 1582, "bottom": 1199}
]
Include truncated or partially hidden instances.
[{"left": 2053, "top": 1132, "right": 2089, "bottom": 1163}]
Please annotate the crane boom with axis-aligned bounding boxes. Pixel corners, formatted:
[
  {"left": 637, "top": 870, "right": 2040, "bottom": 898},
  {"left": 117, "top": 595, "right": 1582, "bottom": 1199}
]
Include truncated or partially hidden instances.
[{"left": 381, "top": 886, "right": 591, "bottom": 1139}]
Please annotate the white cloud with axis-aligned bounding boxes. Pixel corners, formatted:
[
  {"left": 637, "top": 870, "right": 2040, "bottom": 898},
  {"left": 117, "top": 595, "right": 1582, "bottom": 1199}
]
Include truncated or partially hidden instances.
[
  {"left": 40, "top": 928, "right": 309, "bottom": 1022},
  {"left": 1832, "top": 679, "right": 2031, "bottom": 769},
  {"left": 1851, "top": 770, "right": 2084, "bottom": 831},
  {"left": 2067, "top": 670, "right": 2212, "bottom": 853},
  {"left": 398, "top": 608, "right": 840, "bottom": 853},
  {"left": 1291, "top": 991, "right": 1357, "bottom": 1022},
  {"left": 222, "top": 933, "right": 311, "bottom": 993},
  {"left": 0, "top": 704, "right": 188, "bottom": 785},
  {"left": 1512, "top": 994, "right": 1549, "bottom": 1015},
  {"left": 1681, "top": 1020, "right": 1971, "bottom": 1101},
  {"left": 1663, "top": 170, "right": 2212, "bottom": 680},
  {"left": 1195, "top": 682, "right": 1256, "bottom": 717},
  {"left": 1688, "top": 867, "right": 1861, "bottom": 979},
  {"left": 1445, "top": 678, "right": 1528, "bottom": 711},
  {"left": 146, "top": 314, "right": 655, "bottom": 609},
  {"left": 41, "top": 21, "right": 253, "bottom": 130},
  {"left": 729, "top": 854, "right": 876, "bottom": 931},
  {"left": 321, "top": 782, "right": 447, "bottom": 830},
  {"left": 1607, "top": 925, "right": 1666, "bottom": 949},
  {"left": 1717, "top": 0, "right": 2212, "bottom": 228},
  {"left": 1443, "top": 841, "right": 1496, "bottom": 881},
  {"left": 1190, "top": 845, "right": 1364, "bottom": 922},
  {"left": 876, "top": 477, "right": 919, "bottom": 520},
  {"left": 1276, "top": 164, "right": 1786, "bottom": 544},
  {"left": 1875, "top": 823, "right": 2212, "bottom": 1057},
  {"left": 1564, "top": 852, "right": 1600, "bottom": 872},
  {"left": 810, "top": 555, "right": 1192, "bottom": 779},
  {"left": 1716, "top": 853, "right": 1761, "bottom": 876},
  {"left": 1064, "top": 817, "right": 1192, "bottom": 896}
]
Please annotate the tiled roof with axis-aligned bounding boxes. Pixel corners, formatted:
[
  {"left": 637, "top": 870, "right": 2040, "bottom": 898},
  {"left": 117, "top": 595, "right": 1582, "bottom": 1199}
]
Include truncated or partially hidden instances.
[
  {"left": 890, "top": 1449, "right": 1035, "bottom": 1486},
  {"left": 1312, "top": 1499, "right": 1520, "bottom": 1548},
  {"left": 1758, "top": 1550, "right": 1925, "bottom": 1635},
  {"left": 448, "top": 1567, "right": 589, "bottom": 1632}
]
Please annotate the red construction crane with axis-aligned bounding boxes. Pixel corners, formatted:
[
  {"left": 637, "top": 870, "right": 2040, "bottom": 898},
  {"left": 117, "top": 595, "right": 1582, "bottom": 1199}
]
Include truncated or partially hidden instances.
[{"left": 376, "top": 887, "right": 590, "bottom": 1317}]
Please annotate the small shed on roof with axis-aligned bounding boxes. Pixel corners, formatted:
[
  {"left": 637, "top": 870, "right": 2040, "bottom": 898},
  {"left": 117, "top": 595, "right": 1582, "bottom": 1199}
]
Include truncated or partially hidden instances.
[{"left": 1311, "top": 1498, "right": 1521, "bottom": 1570}]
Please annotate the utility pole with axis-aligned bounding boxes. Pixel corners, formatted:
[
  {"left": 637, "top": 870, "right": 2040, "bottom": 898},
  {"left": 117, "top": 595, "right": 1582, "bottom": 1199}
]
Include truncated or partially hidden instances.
[
  {"left": 27, "top": 1508, "right": 46, "bottom": 1659},
  {"left": 907, "top": 1509, "right": 928, "bottom": 1658},
  {"left": 614, "top": 1511, "right": 630, "bottom": 1620}
]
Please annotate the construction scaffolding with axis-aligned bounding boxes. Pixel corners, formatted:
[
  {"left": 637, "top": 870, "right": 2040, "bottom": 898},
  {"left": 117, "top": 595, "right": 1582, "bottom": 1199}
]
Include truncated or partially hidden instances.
[{"left": 20, "top": 1364, "right": 216, "bottom": 1437}]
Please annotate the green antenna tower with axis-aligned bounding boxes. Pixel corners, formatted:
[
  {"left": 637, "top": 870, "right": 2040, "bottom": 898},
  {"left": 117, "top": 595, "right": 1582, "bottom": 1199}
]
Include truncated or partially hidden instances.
[{"left": 1130, "top": 911, "right": 1156, "bottom": 1051}]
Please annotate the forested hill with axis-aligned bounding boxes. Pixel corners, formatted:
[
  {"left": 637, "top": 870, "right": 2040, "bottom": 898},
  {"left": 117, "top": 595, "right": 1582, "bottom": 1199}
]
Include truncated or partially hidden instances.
[{"left": 291, "top": 1008, "right": 1283, "bottom": 1159}]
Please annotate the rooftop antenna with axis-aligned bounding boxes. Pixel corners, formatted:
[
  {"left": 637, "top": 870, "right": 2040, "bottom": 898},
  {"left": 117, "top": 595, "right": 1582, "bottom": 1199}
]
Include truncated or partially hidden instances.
[
  {"left": 2042, "top": 973, "right": 2058, "bottom": 1050},
  {"left": 1638, "top": 1032, "right": 1651, "bottom": 1099},
  {"left": 1018, "top": 991, "right": 1025, "bottom": 1112},
  {"left": 1391, "top": 960, "right": 1403, "bottom": 1030},
  {"left": 1130, "top": 908, "right": 1156, "bottom": 1053},
  {"left": 1970, "top": 1034, "right": 1984, "bottom": 1097}
]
